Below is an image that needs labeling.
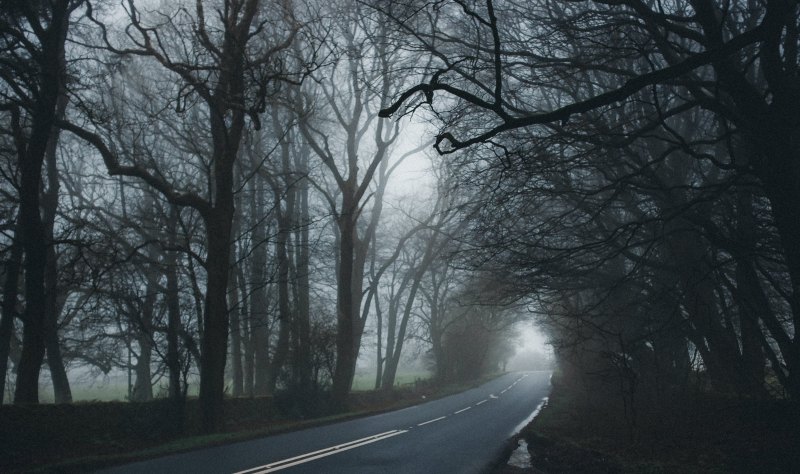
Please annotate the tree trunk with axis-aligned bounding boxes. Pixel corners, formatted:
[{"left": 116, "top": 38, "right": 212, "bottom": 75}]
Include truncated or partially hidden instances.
[
  {"left": 229, "top": 318, "right": 244, "bottom": 397},
  {"left": 268, "top": 212, "right": 292, "bottom": 393},
  {"left": 129, "top": 266, "right": 156, "bottom": 402},
  {"left": 382, "top": 273, "right": 424, "bottom": 389},
  {"left": 292, "top": 163, "right": 311, "bottom": 391},
  {"left": 165, "top": 208, "right": 183, "bottom": 401},
  {"left": 236, "top": 263, "right": 254, "bottom": 397},
  {"left": 374, "top": 290, "right": 383, "bottom": 391},
  {"left": 0, "top": 220, "right": 23, "bottom": 404},
  {"left": 44, "top": 248, "right": 71, "bottom": 403},
  {"left": 14, "top": 5, "right": 70, "bottom": 403},
  {"left": 382, "top": 233, "right": 438, "bottom": 389},
  {"left": 229, "top": 274, "right": 244, "bottom": 397},
  {"left": 199, "top": 208, "right": 233, "bottom": 431},
  {"left": 249, "top": 179, "right": 270, "bottom": 396},
  {"left": 42, "top": 86, "right": 70, "bottom": 403},
  {"left": 331, "top": 189, "right": 359, "bottom": 407}
]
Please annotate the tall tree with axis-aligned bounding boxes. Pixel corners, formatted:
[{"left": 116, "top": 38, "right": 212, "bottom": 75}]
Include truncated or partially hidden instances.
[
  {"left": 380, "top": 0, "right": 800, "bottom": 399},
  {"left": 65, "top": 0, "right": 300, "bottom": 430},
  {"left": 0, "top": 0, "right": 83, "bottom": 403},
  {"left": 298, "top": 0, "right": 409, "bottom": 405}
]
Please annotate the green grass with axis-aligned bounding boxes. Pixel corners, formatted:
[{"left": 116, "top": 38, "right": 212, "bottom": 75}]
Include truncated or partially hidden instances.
[
  {"left": 350, "top": 371, "right": 431, "bottom": 391},
  {"left": 16, "top": 381, "right": 201, "bottom": 404},
  {"left": 9, "top": 372, "right": 428, "bottom": 404}
]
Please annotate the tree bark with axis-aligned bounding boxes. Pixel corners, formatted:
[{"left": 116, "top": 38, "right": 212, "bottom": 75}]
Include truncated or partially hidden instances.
[
  {"left": 14, "top": 3, "right": 71, "bottom": 404},
  {"left": 0, "top": 220, "right": 23, "bottom": 404},
  {"left": 131, "top": 292, "right": 155, "bottom": 402},
  {"left": 42, "top": 86, "right": 70, "bottom": 403},
  {"left": 199, "top": 210, "right": 233, "bottom": 431},
  {"left": 268, "top": 211, "right": 292, "bottom": 392},
  {"left": 165, "top": 206, "right": 183, "bottom": 402},
  {"left": 236, "top": 263, "right": 254, "bottom": 397},
  {"left": 229, "top": 272, "right": 244, "bottom": 397},
  {"left": 331, "top": 187, "right": 360, "bottom": 406},
  {"left": 249, "top": 175, "right": 271, "bottom": 396},
  {"left": 292, "top": 147, "right": 312, "bottom": 391}
]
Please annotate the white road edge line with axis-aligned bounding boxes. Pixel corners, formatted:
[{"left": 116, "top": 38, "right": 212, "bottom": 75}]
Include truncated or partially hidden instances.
[
  {"left": 232, "top": 429, "right": 407, "bottom": 474},
  {"left": 475, "top": 399, "right": 487, "bottom": 406},
  {"left": 500, "top": 389, "right": 508, "bottom": 394},
  {"left": 454, "top": 407, "right": 471, "bottom": 414},
  {"left": 417, "top": 416, "right": 446, "bottom": 426}
]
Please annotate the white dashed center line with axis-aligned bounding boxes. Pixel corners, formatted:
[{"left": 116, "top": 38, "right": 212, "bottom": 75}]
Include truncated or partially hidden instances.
[
  {"left": 233, "top": 375, "right": 537, "bottom": 474},
  {"left": 232, "top": 429, "right": 407, "bottom": 474},
  {"left": 417, "top": 416, "right": 446, "bottom": 426}
]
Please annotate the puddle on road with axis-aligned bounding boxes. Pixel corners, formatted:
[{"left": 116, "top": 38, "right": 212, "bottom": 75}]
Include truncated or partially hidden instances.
[{"left": 507, "top": 439, "right": 532, "bottom": 469}]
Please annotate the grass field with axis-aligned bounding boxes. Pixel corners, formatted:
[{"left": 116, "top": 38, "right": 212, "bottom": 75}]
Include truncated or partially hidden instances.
[
  {"left": 350, "top": 370, "right": 431, "bottom": 391},
  {"left": 4, "top": 371, "right": 431, "bottom": 403}
]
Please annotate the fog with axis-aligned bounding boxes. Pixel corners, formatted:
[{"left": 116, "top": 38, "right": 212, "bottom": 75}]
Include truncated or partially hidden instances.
[{"left": 2, "top": 0, "right": 799, "bottom": 471}]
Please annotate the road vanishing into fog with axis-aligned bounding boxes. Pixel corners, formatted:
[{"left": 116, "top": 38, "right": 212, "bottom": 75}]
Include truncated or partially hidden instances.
[{"left": 100, "top": 371, "right": 551, "bottom": 474}]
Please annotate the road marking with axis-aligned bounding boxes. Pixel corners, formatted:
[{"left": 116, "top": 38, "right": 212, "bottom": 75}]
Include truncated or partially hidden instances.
[
  {"left": 500, "top": 389, "right": 508, "bottom": 394},
  {"left": 417, "top": 416, "right": 446, "bottom": 426},
  {"left": 475, "top": 399, "right": 487, "bottom": 406},
  {"left": 454, "top": 407, "right": 471, "bottom": 414},
  {"left": 512, "top": 397, "right": 549, "bottom": 434},
  {"left": 232, "top": 429, "right": 407, "bottom": 474},
  {"left": 489, "top": 394, "right": 498, "bottom": 399}
]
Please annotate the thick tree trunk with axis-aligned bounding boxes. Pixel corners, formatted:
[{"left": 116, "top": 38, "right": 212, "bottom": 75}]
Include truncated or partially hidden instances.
[
  {"left": 0, "top": 221, "right": 23, "bottom": 404},
  {"left": 199, "top": 209, "right": 233, "bottom": 432},
  {"left": 40, "top": 81, "right": 70, "bottom": 403},
  {"left": 14, "top": 9, "right": 69, "bottom": 402},
  {"left": 331, "top": 191, "right": 359, "bottom": 407},
  {"left": 197, "top": 13, "right": 252, "bottom": 427},
  {"left": 42, "top": 83, "right": 70, "bottom": 404},
  {"left": 15, "top": 149, "right": 50, "bottom": 404},
  {"left": 131, "top": 338, "right": 153, "bottom": 401}
]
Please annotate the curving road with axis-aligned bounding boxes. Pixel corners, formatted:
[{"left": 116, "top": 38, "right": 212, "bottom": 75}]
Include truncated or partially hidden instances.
[{"left": 100, "top": 371, "right": 551, "bottom": 474}]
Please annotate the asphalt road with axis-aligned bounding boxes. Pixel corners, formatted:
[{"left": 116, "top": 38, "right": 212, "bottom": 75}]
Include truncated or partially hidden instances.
[{"left": 100, "top": 371, "right": 551, "bottom": 474}]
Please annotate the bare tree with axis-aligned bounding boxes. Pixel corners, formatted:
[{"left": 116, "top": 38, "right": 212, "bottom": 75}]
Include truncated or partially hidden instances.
[
  {"left": 63, "top": 0, "right": 300, "bottom": 430},
  {"left": 297, "top": 0, "right": 418, "bottom": 405}
]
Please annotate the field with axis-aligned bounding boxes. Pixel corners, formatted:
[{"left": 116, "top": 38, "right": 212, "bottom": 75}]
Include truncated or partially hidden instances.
[
  {"left": 4, "top": 370, "right": 431, "bottom": 404},
  {"left": 351, "top": 370, "right": 431, "bottom": 391}
]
